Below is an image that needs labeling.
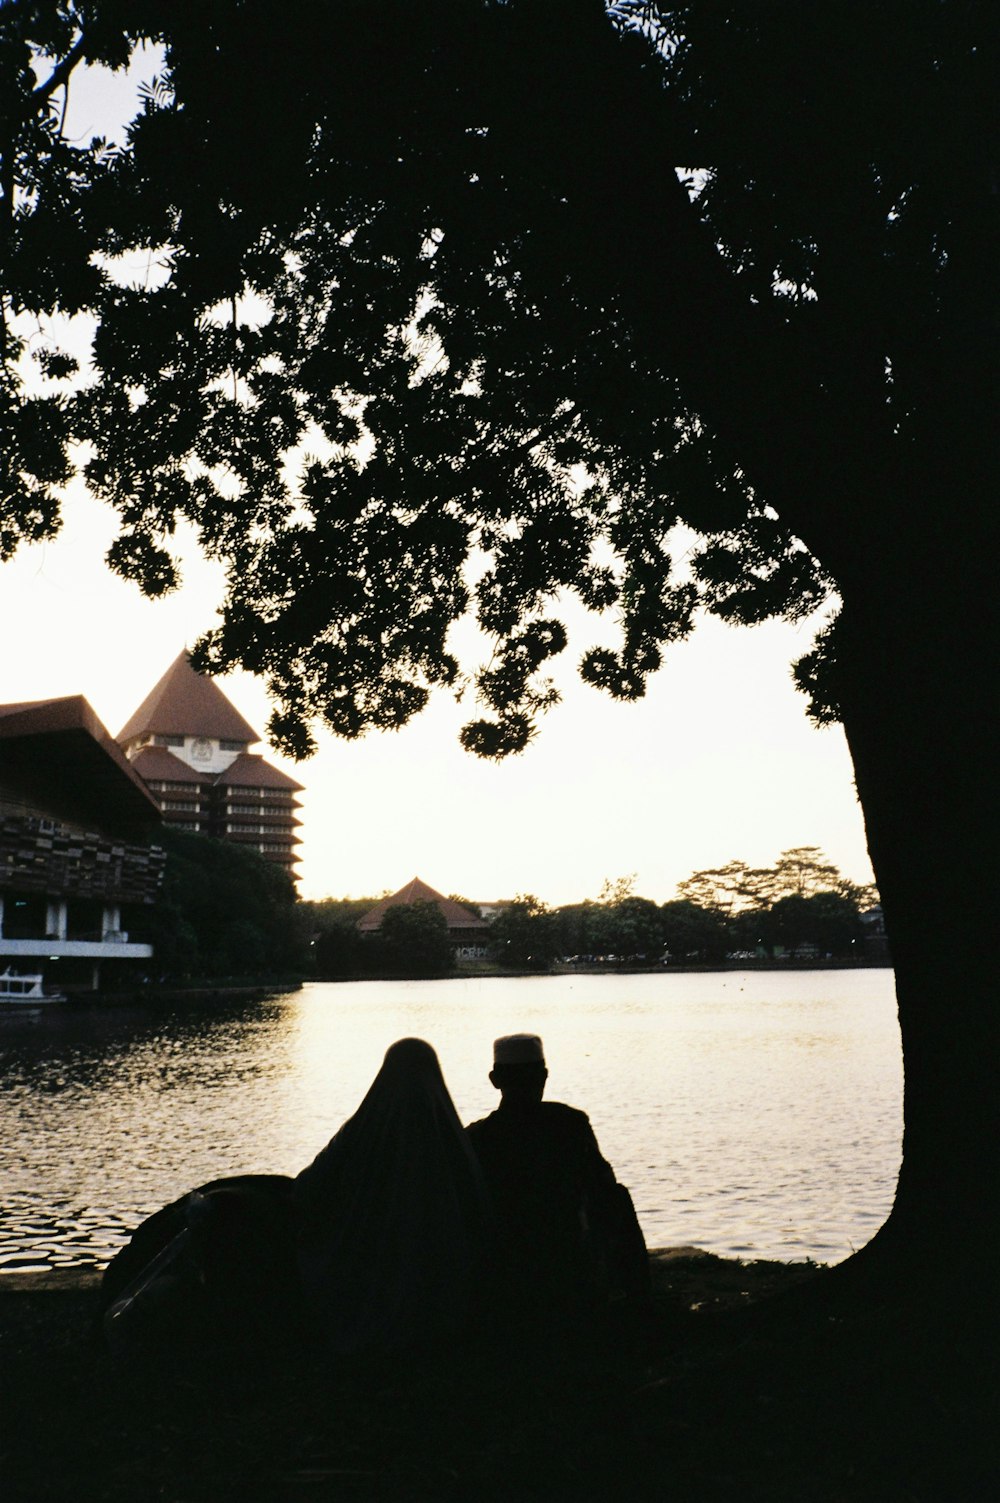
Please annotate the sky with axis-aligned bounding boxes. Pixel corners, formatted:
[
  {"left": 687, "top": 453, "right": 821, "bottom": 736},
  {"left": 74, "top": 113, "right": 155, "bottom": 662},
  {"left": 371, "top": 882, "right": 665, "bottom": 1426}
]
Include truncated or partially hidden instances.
[
  {"left": 0, "top": 481, "right": 872, "bottom": 905},
  {"left": 2, "top": 47, "right": 875, "bottom": 907}
]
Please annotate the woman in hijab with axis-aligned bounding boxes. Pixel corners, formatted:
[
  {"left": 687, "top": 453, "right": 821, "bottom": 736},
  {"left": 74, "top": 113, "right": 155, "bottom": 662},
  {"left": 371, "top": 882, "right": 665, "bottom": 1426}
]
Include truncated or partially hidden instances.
[
  {"left": 102, "top": 1038, "right": 492, "bottom": 1362},
  {"left": 294, "top": 1037, "right": 493, "bottom": 1355}
]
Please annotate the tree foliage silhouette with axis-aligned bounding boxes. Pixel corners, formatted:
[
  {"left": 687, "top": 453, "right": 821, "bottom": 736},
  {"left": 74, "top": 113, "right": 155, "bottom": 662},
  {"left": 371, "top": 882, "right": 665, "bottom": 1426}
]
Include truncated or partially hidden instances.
[{"left": 2, "top": 0, "right": 994, "bottom": 1283}]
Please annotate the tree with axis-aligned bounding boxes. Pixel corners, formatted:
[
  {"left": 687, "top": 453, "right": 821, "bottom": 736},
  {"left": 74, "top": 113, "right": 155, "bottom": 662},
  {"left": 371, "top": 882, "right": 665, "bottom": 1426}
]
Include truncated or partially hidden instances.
[
  {"left": 593, "top": 891, "right": 663, "bottom": 960},
  {"left": 769, "top": 848, "right": 845, "bottom": 902},
  {"left": 676, "top": 861, "right": 769, "bottom": 915},
  {"left": 141, "top": 825, "right": 305, "bottom": 980},
  {"left": 659, "top": 898, "right": 729, "bottom": 964},
  {"left": 378, "top": 900, "right": 454, "bottom": 978},
  {"left": 676, "top": 849, "right": 858, "bottom": 915},
  {"left": 551, "top": 899, "right": 602, "bottom": 960},
  {"left": 310, "top": 913, "right": 365, "bottom": 980},
  {"left": 305, "top": 895, "right": 378, "bottom": 977},
  {"left": 764, "top": 891, "right": 865, "bottom": 960},
  {"left": 489, "top": 895, "right": 557, "bottom": 971},
  {"left": 447, "top": 894, "right": 482, "bottom": 917},
  {"left": 2, "top": 2, "right": 994, "bottom": 1285}
]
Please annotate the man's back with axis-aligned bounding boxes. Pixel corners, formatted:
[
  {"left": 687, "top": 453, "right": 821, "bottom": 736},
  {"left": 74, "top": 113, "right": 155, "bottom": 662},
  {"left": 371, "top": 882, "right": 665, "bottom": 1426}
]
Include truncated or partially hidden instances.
[
  {"left": 467, "top": 1099, "right": 621, "bottom": 1311},
  {"left": 466, "top": 1033, "right": 649, "bottom": 1321},
  {"left": 466, "top": 1100, "right": 615, "bottom": 1212}
]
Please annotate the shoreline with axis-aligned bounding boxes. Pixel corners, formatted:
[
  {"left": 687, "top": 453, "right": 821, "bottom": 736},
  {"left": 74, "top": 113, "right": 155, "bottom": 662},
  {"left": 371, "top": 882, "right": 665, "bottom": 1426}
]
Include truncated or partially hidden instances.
[
  {"left": 17, "top": 980, "right": 305, "bottom": 1009},
  {"left": 0, "top": 1244, "right": 807, "bottom": 1296},
  {"left": 318, "top": 958, "right": 894, "bottom": 983},
  {"left": 477, "top": 957, "right": 891, "bottom": 975},
  {"left": 14, "top": 962, "right": 893, "bottom": 1007}
]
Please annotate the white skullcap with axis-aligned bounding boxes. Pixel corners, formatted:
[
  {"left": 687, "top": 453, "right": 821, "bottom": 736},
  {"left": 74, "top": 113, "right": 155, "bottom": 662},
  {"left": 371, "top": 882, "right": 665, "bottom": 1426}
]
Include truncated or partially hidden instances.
[{"left": 493, "top": 1033, "right": 545, "bottom": 1065}]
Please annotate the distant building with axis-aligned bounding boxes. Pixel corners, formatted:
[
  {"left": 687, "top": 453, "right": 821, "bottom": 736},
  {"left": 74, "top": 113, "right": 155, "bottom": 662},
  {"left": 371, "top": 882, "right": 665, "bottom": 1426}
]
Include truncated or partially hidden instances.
[
  {"left": 861, "top": 903, "right": 890, "bottom": 963},
  {"left": 477, "top": 901, "right": 511, "bottom": 923},
  {"left": 118, "top": 651, "right": 303, "bottom": 876},
  {"left": 358, "top": 877, "right": 491, "bottom": 958},
  {"left": 0, "top": 696, "right": 164, "bottom": 991}
]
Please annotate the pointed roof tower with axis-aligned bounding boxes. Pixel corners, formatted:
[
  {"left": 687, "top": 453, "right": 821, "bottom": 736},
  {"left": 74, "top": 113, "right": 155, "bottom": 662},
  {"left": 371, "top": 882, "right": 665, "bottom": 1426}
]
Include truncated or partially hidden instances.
[
  {"left": 117, "top": 650, "right": 302, "bottom": 876},
  {"left": 117, "top": 650, "right": 258, "bottom": 747}
]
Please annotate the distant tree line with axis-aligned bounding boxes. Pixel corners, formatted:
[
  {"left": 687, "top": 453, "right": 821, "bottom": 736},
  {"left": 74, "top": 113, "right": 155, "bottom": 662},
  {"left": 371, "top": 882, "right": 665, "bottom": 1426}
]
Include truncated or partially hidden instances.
[
  {"left": 305, "top": 848, "right": 882, "bottom": 980},
  {"left": 306, "top": 897, "right": 456, "bottom": 980},
  {"left": 494, "top": 850, "right": 879, "bottom": 971},
  {"left": 122, "top": 836, "right": 880, "bottom": 989}
]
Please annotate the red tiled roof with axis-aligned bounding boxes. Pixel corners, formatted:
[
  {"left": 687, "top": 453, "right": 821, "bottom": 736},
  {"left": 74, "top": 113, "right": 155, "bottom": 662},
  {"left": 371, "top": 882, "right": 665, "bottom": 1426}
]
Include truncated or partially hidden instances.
[
  {"left": 0, "top": 697, "right": 68, "bottom": 724},
  {"left": 214, "top": 752, "right": 303, "bottom": 792},
  {"left": 357, "top": 877, "right": 486, "bottom": 933},
  {"left": 129, "top": 745, "right": 206, "bottom": 784},
  {"left": 117, "top": 650, "right": 259, "bottom": 745}
]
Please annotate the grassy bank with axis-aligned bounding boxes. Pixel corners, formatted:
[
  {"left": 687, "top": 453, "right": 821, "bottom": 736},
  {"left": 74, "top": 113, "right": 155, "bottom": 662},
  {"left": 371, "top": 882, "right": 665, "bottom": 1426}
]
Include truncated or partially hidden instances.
[{"left": 1, "top": 1251, "right": 992, "bottom": 1501}]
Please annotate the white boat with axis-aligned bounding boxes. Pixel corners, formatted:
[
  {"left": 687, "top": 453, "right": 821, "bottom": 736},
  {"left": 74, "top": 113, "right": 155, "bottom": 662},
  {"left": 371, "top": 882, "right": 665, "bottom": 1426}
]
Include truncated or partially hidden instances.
[{"left": 0, "top": 970, "right": 66, "bottom": 1005}]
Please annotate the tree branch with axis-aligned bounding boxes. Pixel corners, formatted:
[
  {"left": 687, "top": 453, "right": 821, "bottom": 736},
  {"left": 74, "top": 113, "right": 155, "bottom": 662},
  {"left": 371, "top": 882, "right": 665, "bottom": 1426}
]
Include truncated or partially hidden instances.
[
  {"left": 26, "top": 36, "right": 88, "bottom": 125},
  {"left": 480, "top": 13, "right": 863, "bottom": 584}
]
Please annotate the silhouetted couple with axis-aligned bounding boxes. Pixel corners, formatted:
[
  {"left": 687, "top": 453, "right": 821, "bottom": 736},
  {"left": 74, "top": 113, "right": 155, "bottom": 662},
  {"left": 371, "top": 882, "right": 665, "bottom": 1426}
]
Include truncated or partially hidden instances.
[{"left": 101, "top": 1034, "right": 648, "bottom": 1361}]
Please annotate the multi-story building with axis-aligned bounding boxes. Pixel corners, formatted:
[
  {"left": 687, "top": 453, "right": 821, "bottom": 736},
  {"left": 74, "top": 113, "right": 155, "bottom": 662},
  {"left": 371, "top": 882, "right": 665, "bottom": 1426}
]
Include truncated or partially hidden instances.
[
  {"left": 118, "top": 651, "right": 303, "bottom": 876},
  {"left": 0, "top": 696, "right": 164, "bottom": 992}
]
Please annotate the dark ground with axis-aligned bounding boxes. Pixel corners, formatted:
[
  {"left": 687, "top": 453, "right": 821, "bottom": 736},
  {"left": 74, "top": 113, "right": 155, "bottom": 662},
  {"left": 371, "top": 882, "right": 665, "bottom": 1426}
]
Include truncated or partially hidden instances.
[{"left": 0, "top": 1250, "right": 994, "bottom": 1502}]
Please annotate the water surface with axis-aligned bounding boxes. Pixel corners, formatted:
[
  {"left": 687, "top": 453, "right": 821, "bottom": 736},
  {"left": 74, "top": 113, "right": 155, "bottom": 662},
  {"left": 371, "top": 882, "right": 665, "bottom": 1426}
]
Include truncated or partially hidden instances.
[{"left": 0, "top": 969, "right": 901, "bottom": 1269}]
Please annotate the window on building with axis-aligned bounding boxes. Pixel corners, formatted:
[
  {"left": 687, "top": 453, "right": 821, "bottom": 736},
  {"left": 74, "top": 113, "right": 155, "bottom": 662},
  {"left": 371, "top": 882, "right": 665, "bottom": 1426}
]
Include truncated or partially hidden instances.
[{"left": 154, "top": 734, "right": 185, "bottom": 747}]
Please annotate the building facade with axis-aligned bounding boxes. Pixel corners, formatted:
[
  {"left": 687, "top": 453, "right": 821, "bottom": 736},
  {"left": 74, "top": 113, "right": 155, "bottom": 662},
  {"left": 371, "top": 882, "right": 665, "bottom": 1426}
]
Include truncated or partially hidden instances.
[
  {"left": 118, "top": 652, "right": 303, "bottom": 875},
  {"left": 357, "top": 877, "right": 491, "bottom": 958},
  {"left": 0, "top": 697, "right": 164, "bottom": 992}
]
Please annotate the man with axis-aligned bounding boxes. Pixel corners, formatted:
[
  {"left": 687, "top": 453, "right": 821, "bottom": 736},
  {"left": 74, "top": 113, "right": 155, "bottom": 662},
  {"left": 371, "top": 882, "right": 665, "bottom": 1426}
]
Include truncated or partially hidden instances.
[{"left": 466, "top": 1033, "right": 649, "bottom": 1325}]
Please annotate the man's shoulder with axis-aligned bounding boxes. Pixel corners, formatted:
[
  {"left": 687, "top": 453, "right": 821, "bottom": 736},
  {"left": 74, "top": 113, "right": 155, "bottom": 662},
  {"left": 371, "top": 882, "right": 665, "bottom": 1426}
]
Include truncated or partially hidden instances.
[
  {"left": 465, "top": 1102, "right": 593, "bottom": 1137},
  {"left": 539, "top": 1101, "right": 593, "bottom": 1131},
  {"left": 465, "top": 1110, "right": 498, "bottom": 1139}
]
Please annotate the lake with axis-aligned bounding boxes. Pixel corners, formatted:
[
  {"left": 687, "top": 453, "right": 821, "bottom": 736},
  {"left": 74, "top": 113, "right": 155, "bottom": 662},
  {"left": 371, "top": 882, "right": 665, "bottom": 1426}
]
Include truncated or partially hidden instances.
[{"left": 0, "top": 968, "right": 901, "bottom": 1271}]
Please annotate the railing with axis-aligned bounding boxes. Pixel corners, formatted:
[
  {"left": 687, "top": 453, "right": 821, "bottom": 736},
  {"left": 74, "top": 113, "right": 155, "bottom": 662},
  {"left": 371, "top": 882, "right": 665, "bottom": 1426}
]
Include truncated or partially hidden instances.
[{"left": 45, "top": 929, "right": 133, "bottom": 944}]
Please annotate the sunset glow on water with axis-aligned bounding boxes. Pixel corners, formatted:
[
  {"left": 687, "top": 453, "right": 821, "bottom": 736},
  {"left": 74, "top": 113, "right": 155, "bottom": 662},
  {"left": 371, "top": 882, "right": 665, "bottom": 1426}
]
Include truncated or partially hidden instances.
[{"left": 0, "top": 970, "right": 901, "bottom": 1271}]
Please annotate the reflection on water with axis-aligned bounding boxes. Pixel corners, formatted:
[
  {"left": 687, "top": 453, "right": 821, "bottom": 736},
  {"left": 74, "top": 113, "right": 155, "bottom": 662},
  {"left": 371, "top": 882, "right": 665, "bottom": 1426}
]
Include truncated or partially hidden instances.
[{"left": 0, "top": 970, "right": 901, "bottom": 1269}]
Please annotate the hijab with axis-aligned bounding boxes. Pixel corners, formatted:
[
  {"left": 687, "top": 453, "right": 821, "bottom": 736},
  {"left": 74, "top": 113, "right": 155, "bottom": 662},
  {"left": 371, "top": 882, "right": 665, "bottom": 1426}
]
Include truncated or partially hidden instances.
[{"left": 293, "top": 1038, "right": 492, "bottom": 1355}]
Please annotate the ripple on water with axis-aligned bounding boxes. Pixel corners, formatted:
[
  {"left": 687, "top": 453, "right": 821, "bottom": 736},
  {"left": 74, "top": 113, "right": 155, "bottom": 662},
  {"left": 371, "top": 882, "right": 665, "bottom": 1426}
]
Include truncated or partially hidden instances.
[{"left": 0, "top": 973, "right": 902, "bottom": 1269}]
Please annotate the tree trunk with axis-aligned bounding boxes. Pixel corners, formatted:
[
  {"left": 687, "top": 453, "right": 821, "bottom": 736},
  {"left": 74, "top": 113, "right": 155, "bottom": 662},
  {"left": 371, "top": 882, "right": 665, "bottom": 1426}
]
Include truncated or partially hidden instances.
[{"left": 834, "top": 586, "right": 996, "bottom": 1292}]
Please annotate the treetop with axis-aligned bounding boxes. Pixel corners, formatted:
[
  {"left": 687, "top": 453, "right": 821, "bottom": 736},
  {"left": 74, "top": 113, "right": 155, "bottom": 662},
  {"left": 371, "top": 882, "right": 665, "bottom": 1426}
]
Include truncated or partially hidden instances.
[{"left": 2, "top": 2, "right": 990, "bottom": 754}]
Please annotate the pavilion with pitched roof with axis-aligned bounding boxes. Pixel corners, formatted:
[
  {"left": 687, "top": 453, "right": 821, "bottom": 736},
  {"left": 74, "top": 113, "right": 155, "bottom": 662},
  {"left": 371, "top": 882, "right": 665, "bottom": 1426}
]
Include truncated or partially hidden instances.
[
  {"left": 118, "top": 651, "right": 303, "bottom": 876},
  {"left": 357, "top": 877, "right": 491, "bottom": 958}
]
